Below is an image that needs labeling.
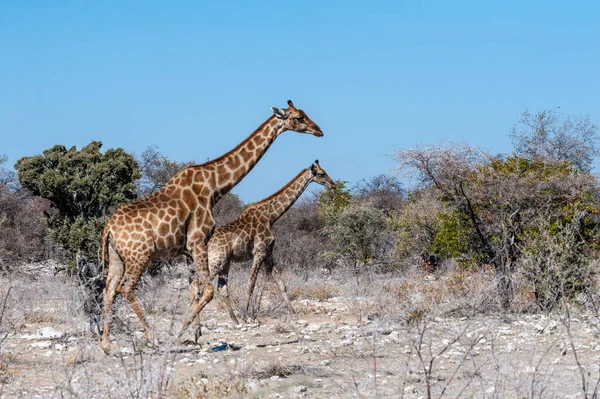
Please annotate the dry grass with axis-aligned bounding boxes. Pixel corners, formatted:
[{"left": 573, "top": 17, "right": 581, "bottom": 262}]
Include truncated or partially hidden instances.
[
  {"left": 288, "top": 283, "right": 340, "bottom": 301},
  {"left": 0, "top": 260, "right": 598, "bottom": 397},
  {"left": 174, "top": 375, "right": 249, "bottom": 399}
]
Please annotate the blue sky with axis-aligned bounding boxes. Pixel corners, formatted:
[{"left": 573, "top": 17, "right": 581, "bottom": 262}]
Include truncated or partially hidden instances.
[{"left": 1, "top": 1, "right": 599, "bottom": 202}]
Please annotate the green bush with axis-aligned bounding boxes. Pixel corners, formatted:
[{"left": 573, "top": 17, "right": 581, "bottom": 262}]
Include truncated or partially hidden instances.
[{"left": 15, "top": 141, "right": 140, "bottom": 262}]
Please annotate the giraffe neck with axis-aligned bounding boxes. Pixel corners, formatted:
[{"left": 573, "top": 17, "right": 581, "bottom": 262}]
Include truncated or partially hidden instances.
[
  {"left": 209, "top": 115, "right": 285, "bottom": 201},
  {"left": 265, "top": 168, "right": 313, "bottom": 224}
]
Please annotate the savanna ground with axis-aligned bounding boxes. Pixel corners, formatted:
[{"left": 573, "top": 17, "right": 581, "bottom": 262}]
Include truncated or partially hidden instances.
[{"left": 1, "top": 261, "right": 600, "bottom": 398}]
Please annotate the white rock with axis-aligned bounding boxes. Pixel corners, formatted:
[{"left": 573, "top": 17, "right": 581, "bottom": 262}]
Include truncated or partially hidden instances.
[
  {"left": 388, "top": 331, "right": 401, "bottom": 343},
  {"left": 30, "top": 341, "right": 52, "bottom": 349},
  {"left": 36, "top": 327, "right": 64, "bottom": 339},
  {"left": 119, "top": 347, "right": 134, "bottom": 355},
  {"left": 247, "top": 379, "right": 261, "bottom": 392},
  {"left": 404, "top": 385, "right": 417, "bottom": 393},
  {"left": 294, "top": 385, "right": 307, "bottom": 393}
]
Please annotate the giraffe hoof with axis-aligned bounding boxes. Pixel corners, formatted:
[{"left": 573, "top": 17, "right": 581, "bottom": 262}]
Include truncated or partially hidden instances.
[
  {"left": 101, "top": 343, "right": 112, "bottom": 355},
  {"left": 194, "top": 326, "right": 203, "bottom": 344}
]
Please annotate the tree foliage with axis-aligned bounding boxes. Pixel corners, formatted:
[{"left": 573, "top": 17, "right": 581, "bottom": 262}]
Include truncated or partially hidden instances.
[
  {"left": 136, "top": 145, "right": 195, "bottom": 197},
  {"left": 0, "top": 155, "right": 50, "bottom": 267},
  {"left": 14, "top": 141, "right": 140, "bottom": 260},
  {"left": 395, "top": 142, "right": 599, "bottom": 309},
  {"left": 323, "top": 203, "right": 392, "bottom": 275},
  {"left": 317, "top": 180, "right": 352, "bottom": 224},
  {"left": 510, "top": 109, "right": 599, "bottom": 172},
  {"left": 354, "top": 174, "right": 405, "bottom": 213}
]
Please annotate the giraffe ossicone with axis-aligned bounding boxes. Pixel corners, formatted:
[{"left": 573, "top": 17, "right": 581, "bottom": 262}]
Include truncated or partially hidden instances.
[{"left": 100, "top": 100, "right": 323, "bottom": 354}]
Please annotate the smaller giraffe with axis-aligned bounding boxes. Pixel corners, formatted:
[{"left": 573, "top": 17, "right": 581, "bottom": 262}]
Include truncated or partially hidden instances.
[{"left": 192, "top": 160, "right": 335, "bottom": 323}]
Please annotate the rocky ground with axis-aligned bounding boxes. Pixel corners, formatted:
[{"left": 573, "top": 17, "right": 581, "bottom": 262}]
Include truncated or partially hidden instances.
[{"left": 1, "top": 265, "right": 599, "bottom": 398}]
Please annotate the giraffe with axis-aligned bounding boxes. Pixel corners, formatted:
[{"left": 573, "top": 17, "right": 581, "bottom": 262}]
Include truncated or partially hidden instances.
[
  {"left": 192, "top": 160, "right": 335, "bottom": 324},
  {"left": 100, "top": 100, "right": 323, "bottom": 353}
]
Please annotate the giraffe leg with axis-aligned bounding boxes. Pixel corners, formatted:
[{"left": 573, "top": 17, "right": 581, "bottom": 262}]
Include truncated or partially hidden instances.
[
  {"left": 179, "top": 243, "right": 214, "bottom": 342},
  {"left": 219, "top": 262, "right": 239, "bottom": 324},
  {"left": 266, "top": 245, "right": 294, "bottom": 321},
  {"left": 188, "top": 278, "right": 202, "bottom": 339},
  {"left": 119, "top": 271, "right": 153, "bottom": 343},
  {"left": 101, "top": 242, "right": 125, "bottom": 354},
  {"left": 244, "top": 247, "right": 267, "bottom": 321}
]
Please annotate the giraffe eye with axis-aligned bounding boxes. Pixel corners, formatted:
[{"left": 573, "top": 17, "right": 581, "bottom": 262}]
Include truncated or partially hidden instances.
[{"left": 294, "top": 116, "right": 304, "bottom": 122}]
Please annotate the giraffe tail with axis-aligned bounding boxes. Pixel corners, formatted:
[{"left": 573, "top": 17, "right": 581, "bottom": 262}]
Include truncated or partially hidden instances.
[{"left": 100, "top": 227, "right": 110, "bottom": 279}]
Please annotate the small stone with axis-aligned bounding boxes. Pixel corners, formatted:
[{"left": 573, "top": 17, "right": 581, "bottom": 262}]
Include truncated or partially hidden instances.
[
  {"left": 320, "top": 359, "right": 333, "bottom": 366},
  {"left": 297, "top": 320, "right": 309, "bottom": 327},
  {"left": 30, "top": 341, "right": 52, "bottom": 349},
  {"left": 119, "top": 347, "right": 134, "bottom": 355},
  {"left": 213, "top": 358, "right": 219, "bottom": 363},
  {"left": 388, "top": 331, "right": 401, "bottom": 343},
  {"left": 247, "top": 379, "right": 261, "bottom": 392},
  {"left": 36, "top": 327, "right": 64, "bottom": 339},
  {"left": 270, "top": 375, "right": 280, "bottom": 381},
  {"left": 294, "top": 385, "right": 307, "bottom": 393},
  {"left": 404, "top": 385, "right": 417, "bottom": 394},
  {"left": 534, "top": 324, "right": 545, "bottom": 334}
]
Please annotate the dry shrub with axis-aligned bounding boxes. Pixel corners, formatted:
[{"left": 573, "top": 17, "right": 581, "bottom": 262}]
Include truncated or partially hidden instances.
[
  {"left": 382, "top": 264, "right": 498, "bottom": 320},
  {"left": 23, "top": 309, "right": 58, "bottom": 324},
  {"left": 289, "top": 283, "right": 340, "bottom": 301},
  {"left": 0, "top": 190, "right": 51, "bottom": 267},
  {"left": 253, "top": 362, "right": 305, "bottom": 379},
  {"left": 174, "top": 375, "right": 249, "bottom": 399}
]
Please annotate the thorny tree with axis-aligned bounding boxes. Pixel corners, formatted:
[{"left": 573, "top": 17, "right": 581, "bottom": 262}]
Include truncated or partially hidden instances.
[{"left": 396, "top": 141, "right": 597, "bottom": 309}]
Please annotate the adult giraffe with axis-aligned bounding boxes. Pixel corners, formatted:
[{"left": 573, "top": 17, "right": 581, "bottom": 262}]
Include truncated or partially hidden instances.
[{"left": 100, "top": 100, "right": 323, "bottom": 353}]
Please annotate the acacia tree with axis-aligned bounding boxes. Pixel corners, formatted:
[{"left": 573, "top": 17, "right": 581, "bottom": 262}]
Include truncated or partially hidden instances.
[
  {"left": 396, "top": 142, "right": 598, "bottom": 309},
  {"left": 323, "top": 203, "right": 391, "bottom": 279},
  {"left": 136, "top": 145, "right": 195, "bottom": 197},
  {"left": 354, "top": 174, "right": 405, "bottom": 213},
  {"left": 15, "top": 141, "right": 140, "bottom": 262},
  {"left": 0, "top": 155, "right": 50, "bottom": 268},
  {"left": 510, "top": 109, "right": 599, "bottom": 172}
]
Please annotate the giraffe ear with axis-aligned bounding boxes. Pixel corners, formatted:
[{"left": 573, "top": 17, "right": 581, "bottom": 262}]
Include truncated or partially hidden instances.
[
  {"left": 287, "top": 100, "right": 295, "bottom": 108},
  {"left": 271, "top": 107, "right": 288, "bottom": 119},
  {"left": 310, "top": 163, "right": 317, "bottom": 175}
]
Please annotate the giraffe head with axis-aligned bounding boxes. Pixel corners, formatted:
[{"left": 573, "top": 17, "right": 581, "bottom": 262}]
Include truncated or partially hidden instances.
[
  {"left": 310, "top": 160, "right": 336, "bottom": 189},
  {"left": 271, "top": 100, "right": 323, "bottom": 137}
]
